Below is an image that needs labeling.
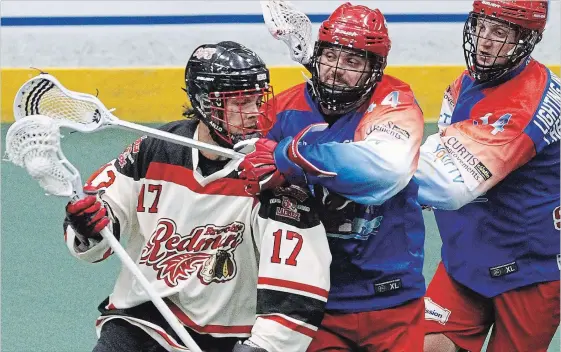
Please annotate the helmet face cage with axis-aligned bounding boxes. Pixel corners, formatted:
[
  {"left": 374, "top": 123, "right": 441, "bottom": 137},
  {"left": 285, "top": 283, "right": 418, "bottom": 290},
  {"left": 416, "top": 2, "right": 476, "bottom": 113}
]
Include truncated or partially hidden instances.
[
  {"left": 185, "top": 41, "right": 275, "bottom": 148},
  {"left": 204, "top": 87, "right": 274, "bottom": 147},
  {"left": 463, "top": 12, "right": 541, "bottom": 82},
  {"left": 310, "top": 41, "right": 386, "bottom": 115}
]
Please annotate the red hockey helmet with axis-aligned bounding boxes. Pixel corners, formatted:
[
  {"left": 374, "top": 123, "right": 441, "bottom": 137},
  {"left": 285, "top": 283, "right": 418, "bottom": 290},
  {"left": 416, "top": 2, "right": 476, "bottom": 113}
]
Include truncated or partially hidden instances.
[
  {"left": 473, "top": 0, "right": 548, "bottom": 32},
  {"left": 463, "top": 0, "right": 548, "bottom": 81},
  {"left": 318, "top": 2, "right": 391, "bottom": 57},
  {"left": 310, "top": 3, "right": 391, "bottom": 115}
]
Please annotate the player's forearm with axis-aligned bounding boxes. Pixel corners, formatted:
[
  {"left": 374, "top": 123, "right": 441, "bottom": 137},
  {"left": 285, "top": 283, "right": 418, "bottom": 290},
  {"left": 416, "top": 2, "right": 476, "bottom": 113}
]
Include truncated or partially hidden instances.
[
  {"left": 414, "top": 133, "right": 479, "bottom": 210},
  {"left": 302, "top": 140, "right": 414, "bottom": 205}
]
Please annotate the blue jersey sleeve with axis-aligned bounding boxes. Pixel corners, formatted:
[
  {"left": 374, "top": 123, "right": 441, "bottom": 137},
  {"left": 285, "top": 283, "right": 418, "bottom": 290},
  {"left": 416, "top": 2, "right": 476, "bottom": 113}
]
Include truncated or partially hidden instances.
[{"left": 296, "top": 105, "right": 423, "bottom": 205}]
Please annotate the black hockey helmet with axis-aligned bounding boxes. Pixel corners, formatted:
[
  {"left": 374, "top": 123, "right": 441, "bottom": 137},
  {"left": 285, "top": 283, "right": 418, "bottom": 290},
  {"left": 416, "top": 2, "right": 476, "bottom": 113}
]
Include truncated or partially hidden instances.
[{"left": 185, "top": 41, "right": 274, "bottom": 148}]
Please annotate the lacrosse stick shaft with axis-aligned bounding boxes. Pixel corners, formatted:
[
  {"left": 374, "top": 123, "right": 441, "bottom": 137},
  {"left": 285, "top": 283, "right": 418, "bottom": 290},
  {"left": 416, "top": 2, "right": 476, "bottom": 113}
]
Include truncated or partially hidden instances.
[
  {"left": 7, "top": 116, "right": 199, "bottom": 351},
  {"left": 115, "top": 120, "right": 244, "bottom": 159},
  {"left": 99, "top": 227, "right": 202, "bottom": 352}
]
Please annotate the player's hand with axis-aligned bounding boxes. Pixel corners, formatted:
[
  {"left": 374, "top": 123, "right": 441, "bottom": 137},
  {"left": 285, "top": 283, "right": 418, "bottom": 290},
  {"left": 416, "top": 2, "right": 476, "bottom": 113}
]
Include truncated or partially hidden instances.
[
  {"left": 235, "top": 138, "right": 286, "bottom": 195},
  {"left": 65, "top": 186, "right": 110, "bottom": 239},
  {"left": 273, "top": 124, "right": 337, "bottom": 184},
  {"left": 232, "top": 340, "right": 268, "bottom": 352},
  {"left": 314, "top": 185, "right": 352, "bottom": 211}
]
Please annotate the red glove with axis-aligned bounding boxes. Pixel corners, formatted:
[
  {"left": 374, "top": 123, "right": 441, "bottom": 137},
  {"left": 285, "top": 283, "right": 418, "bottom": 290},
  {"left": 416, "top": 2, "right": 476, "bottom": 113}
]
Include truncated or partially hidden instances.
[
  {"left": 235, "top": 138, "right": 286, "bottom": 195},
  {"left": 65, "top": 186, "right": 110, "bottom": 240}
]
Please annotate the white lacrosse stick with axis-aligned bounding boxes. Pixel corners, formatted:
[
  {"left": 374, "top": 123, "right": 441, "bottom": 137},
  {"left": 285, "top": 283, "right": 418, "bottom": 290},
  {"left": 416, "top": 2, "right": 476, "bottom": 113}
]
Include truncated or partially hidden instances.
[
  {"left": 14, "top": 73, "right": 243, "bottom": 160},
  {"left": 4, "top": 115, "right": 202, "bottom": 352},
  {"left": 261, "top": 0, "right": 314, "bottom": 65}
]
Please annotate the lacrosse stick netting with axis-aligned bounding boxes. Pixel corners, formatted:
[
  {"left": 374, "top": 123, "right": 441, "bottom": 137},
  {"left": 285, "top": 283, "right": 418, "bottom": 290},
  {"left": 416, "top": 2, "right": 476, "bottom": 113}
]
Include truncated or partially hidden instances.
[
  {"left": 5, "top": 114, "right": 83, "bottom": 197},
  {"left": 5, "top": 115, "right": 202, "bottom": 352},
  {"left": 14, "top": 73, "right": 243, "bottom": 159},
  {"left": 261, "top": 0, "right": 314, "bottom": 65}
]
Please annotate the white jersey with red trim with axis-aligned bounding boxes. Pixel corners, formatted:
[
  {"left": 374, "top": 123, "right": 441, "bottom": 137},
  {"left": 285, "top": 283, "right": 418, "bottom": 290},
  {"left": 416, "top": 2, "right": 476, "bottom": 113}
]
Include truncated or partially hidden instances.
[{"left": 63, "top": 119, "right": 331, "bottom": 352}]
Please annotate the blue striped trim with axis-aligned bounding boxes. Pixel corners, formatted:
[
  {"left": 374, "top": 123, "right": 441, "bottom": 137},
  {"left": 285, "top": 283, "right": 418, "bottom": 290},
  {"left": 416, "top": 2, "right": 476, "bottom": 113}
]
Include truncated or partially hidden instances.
[{"left": 1, "top": 14, "right": 467, "bottom": 27}]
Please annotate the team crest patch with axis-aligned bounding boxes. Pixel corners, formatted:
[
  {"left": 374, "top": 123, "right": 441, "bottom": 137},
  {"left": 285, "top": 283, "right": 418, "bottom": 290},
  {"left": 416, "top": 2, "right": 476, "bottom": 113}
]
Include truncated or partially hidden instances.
[
  {"left": 275, "top": 196, "right": 301, "bottom": 221},
  {"left": 424, "top": 297, "right": 451, "bottom": 325},
  {"left": 139, "top": 218, "right": 244, "bottom": 287}
]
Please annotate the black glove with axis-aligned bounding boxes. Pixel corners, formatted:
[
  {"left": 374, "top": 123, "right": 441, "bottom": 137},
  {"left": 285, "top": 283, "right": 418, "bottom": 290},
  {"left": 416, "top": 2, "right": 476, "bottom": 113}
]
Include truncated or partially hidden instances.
[
  {"left": 313, "top": 184, "right": 352, "bottom": 211},
  {"left": 232, "top": 341, "right": 268, "bottom": 352},
  {"left": 65, "top": 186, "right": 110, "bottom": 241}
]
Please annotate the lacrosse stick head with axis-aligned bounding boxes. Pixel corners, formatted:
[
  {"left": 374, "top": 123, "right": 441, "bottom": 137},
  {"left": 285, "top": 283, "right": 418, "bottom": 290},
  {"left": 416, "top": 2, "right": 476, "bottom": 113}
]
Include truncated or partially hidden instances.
[
  {"left": 309, "top": 3, "right": 391, "bottom": 115},
  {"left": 261, "top": 0, "right": 313, "bottom": 64},
  {"left": 5, "top": 115, "right": 84, "bottom": 198},
  {"left": 14, "top": 73, "right": 115, "bottom": 132}
]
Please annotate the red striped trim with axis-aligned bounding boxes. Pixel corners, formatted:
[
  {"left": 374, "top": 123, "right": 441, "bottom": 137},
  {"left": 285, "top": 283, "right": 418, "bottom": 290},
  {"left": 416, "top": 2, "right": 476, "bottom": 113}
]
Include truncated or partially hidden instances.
[
  {"left": 289, "top": 124, "right": 336, "bottom": 177},
  {"left": 151, "top": 326, "right": 187, "bottom": 350},
  {"left": 93, "top": 247, "right": 113, "bottom": 263},
  {"left": 260, "top": 315, "right": 316, "bottom": 338},
  {"left": 258, "top": 277, "right": 329, "bottom": 299},
  {"left": 146, "top": 162, "right": 252, "bottom": 197},
  {"left": 85, "top": 163, "right": 114, "bottom": 189},
  {"left": 168, "top": 302, "right": 252, "bottom": 335}
]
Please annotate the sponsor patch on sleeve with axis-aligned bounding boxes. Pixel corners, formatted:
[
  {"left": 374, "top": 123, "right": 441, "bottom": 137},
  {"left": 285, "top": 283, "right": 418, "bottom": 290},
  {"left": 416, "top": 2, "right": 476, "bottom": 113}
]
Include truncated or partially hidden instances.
[
  {"left": 474, "top": 162, "right": 492, "bottom": 181},
  {"left": 442, "top": 136, "right": 492, "bottom": 190},
  {"left": 365, "top": 121, "right": 411, "bottom": 141}
]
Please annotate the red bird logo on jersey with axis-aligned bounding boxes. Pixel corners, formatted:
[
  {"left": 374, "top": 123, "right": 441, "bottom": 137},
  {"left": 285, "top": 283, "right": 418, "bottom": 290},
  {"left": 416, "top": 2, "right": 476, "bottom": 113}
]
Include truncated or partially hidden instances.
[{"left": 139, "top": 218, "right": 244, "bottom": 287}]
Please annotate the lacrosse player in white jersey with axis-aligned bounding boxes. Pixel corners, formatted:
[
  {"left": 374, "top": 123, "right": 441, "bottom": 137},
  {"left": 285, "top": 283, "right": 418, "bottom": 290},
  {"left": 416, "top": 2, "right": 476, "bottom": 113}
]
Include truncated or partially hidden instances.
[{"left": 63, "top": 41, "right": 331, "bottom": 352}]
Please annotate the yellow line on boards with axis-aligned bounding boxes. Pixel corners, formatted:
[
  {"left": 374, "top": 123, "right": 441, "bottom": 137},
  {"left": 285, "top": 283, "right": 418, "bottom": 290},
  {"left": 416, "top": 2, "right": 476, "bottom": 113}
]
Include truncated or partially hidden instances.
[{"left": 2, "top": 65, "right": 559, "bottom": 123}]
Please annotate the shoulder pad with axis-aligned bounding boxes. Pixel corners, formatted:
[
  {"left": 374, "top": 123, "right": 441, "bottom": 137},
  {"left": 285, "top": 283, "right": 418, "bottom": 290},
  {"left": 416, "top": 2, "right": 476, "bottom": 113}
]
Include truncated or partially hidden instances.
[{"left": 273, "top": 83, "right": 310, "bottom": 113}]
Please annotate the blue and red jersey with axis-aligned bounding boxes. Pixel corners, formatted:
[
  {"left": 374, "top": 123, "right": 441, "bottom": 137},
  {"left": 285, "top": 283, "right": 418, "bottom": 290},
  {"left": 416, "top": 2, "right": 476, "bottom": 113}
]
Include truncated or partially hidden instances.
[
  {"left": 415, "top": 58, "right": 560, "bottom": 297},
  {"left": 267, "top": 76, "right": 426, "bottom": 312}
]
